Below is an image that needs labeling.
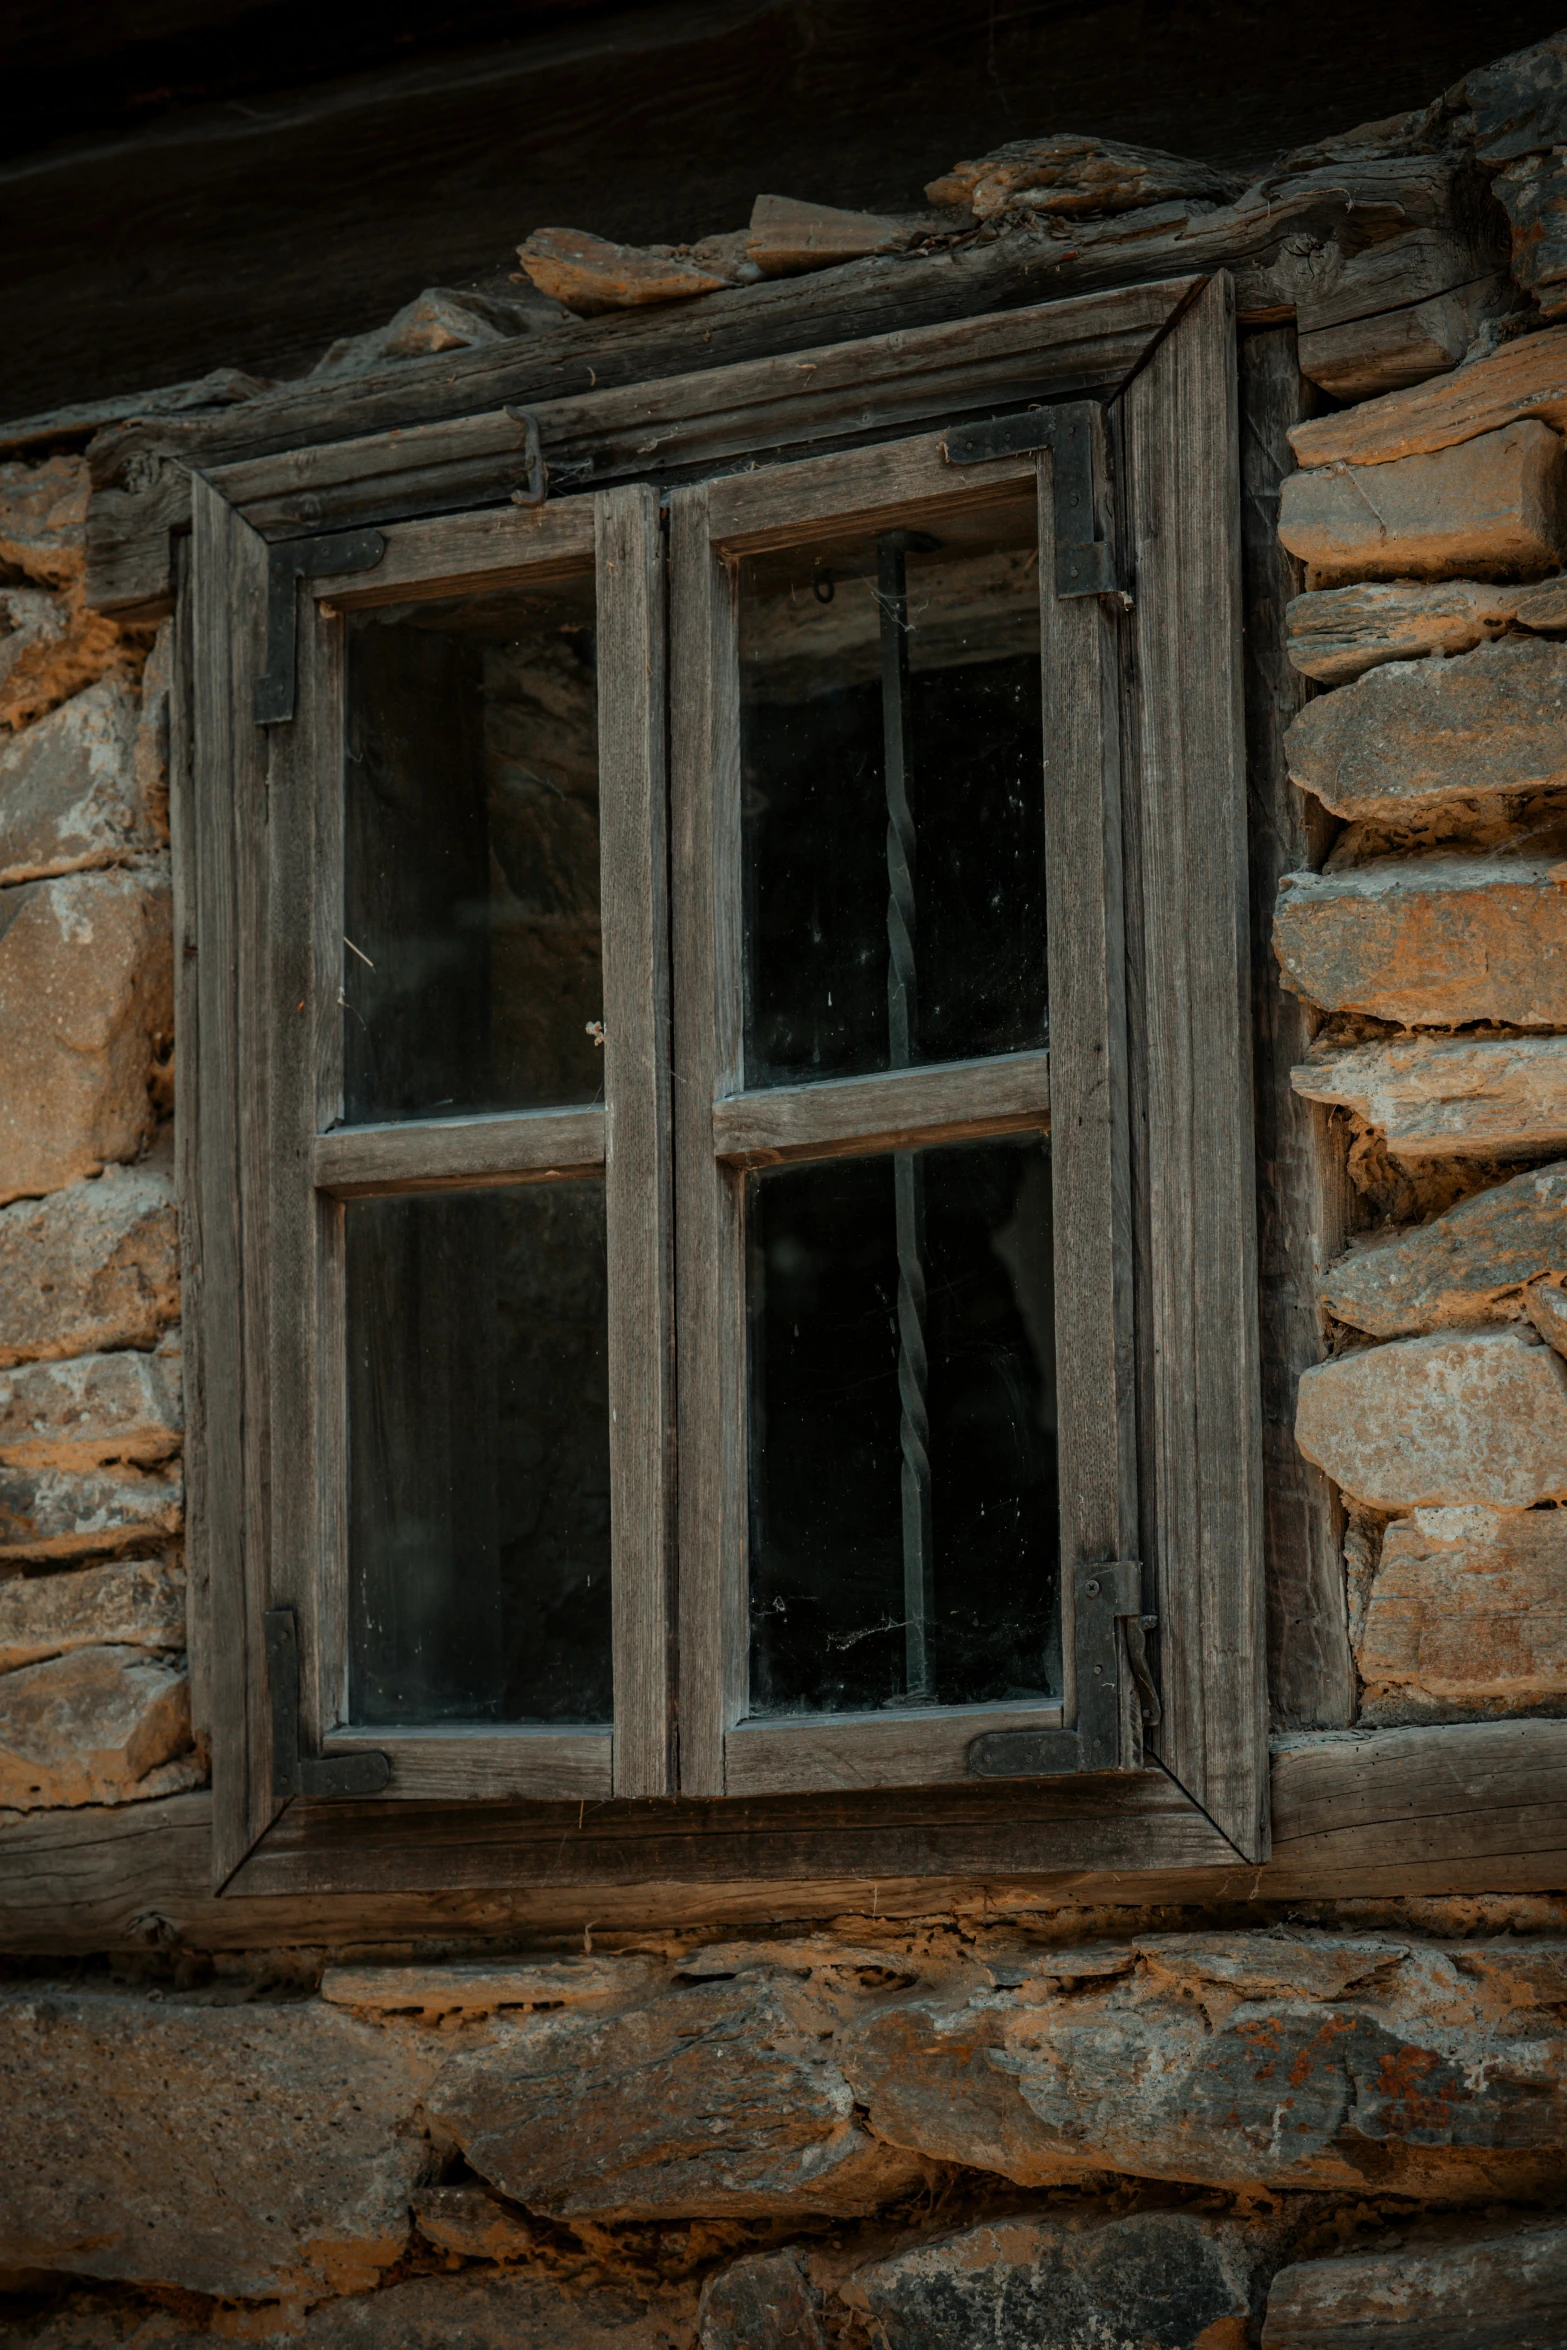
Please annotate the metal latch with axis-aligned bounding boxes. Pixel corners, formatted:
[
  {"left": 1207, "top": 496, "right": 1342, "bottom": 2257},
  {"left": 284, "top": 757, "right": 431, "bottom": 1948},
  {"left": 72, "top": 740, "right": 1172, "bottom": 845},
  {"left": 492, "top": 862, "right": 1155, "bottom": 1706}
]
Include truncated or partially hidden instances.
[
  {"left": 254, "top": 527, "right": 386, "bottom": 727},
  {"left": 966, "top": 1559, "right": 1158, "bottom": 1779},
  {"left": 265, "top": 1608, "right": 390, "bottom": 1800},
  {"left": 943, "top": 401, "right": 1119, "bottom": 599}
]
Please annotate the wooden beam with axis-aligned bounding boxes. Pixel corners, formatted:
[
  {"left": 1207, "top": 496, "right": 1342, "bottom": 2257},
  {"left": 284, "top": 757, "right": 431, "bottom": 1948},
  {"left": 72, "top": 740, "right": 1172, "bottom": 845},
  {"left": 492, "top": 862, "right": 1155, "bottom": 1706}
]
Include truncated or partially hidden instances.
[
  {"left": 4, "top": 1721, "right": 1567, "bottom": 1953},
  {"left": 1237, "top": 326, "right": 1356, "bottom": 1731}
]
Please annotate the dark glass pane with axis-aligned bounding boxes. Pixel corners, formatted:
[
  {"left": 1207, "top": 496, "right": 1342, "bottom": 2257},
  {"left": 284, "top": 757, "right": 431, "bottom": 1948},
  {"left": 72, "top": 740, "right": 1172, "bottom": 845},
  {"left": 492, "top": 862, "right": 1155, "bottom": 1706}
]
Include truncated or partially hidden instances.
[
  {"left": 347, "top": 1182, "right": 612, "bottom": 1725},
  {"left": 343, "top": 577, "right": 602, "bottom": 1122},
  {"left": 747, "top": 1136, "right": 1058, "bottom": 1716},
  {"left": 740, "top": 496, "right": 1045, "bottom": 1087}
]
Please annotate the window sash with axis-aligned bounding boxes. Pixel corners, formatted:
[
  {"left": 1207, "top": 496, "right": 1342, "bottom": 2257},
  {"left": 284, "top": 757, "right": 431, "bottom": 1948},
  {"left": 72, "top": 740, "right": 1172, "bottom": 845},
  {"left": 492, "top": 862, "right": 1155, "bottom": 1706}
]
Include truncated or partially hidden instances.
[
  {"left": 210, "top": 488, "right": 673, "bottom": 1845},
  {"left": 669, "top": 425, "right": 1139, "bottom": 1798}
]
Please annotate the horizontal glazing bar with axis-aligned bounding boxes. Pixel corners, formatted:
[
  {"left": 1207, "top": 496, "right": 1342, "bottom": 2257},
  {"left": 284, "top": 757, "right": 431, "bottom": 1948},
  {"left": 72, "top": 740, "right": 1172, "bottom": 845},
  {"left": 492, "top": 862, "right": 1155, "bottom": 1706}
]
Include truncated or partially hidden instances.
[
  {"left": 712, "top": 1050, "right": 1048, "bottom": 1168},
  {"left": 314, "top": 1107, "right": 605, "bottom": 1196}
]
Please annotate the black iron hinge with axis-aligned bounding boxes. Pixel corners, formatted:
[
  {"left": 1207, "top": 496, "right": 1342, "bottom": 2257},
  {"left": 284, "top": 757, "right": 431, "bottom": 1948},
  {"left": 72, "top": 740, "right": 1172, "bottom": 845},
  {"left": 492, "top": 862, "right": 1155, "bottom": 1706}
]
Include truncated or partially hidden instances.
[
  {"left": 264, "top": 1607, "right": 390, "bottom": 1800},
  {"left": 943, "top": 400, "right": 1121, "bottom": 599},
  {"left": 965, "top": 1560, "right": 1160, "bottom": 1779},
  {"left": 253, "top": 528, "right": 387, "bottom": 727}
]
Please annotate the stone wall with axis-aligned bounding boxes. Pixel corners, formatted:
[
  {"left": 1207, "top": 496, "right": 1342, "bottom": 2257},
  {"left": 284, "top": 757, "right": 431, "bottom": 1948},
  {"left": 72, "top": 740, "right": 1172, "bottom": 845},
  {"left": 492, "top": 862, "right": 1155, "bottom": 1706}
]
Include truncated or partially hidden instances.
[
  {"left": 7, "top": 29, "right": 1567, "bottom": 2350},
  {"left": 0, "top": 460, "right": 190, "bottom": 1820},
  {"left": 1280, "top": 323, "right": 1567, "bottom": 1733}
]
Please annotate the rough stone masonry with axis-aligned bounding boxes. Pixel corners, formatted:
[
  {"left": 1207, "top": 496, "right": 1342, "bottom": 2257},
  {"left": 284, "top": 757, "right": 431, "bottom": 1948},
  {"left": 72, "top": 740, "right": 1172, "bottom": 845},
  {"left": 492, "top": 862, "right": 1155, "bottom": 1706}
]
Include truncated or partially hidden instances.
[{"left": 8, "top": 24, "right": 1567, "bottom": 2350}]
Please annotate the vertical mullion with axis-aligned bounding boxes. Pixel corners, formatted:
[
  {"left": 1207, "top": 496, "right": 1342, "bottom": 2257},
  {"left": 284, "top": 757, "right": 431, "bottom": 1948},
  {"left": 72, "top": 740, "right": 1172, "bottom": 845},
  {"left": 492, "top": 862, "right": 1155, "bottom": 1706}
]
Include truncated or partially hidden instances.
[
  {"left": 670, "top": 486, "right": 745, "bottom": 1796},
  {"left": 1038, "top": 427, "right": 1140, "bottom": 1769},
  {"left": 191, "top": 477, "right": 276, "bottom": 1888},
  {"left": 264, "top": 596, "right": 333, "bottom": 1749},
  {"left": 310, "top": 607, "right": 350, "bottom": 1731},
  {"left": 1120, "top": 274, "right": 1268, "bottom": 1860},
  {"left": 598, "top": 484, "right": 677, "bottom": 1798}
]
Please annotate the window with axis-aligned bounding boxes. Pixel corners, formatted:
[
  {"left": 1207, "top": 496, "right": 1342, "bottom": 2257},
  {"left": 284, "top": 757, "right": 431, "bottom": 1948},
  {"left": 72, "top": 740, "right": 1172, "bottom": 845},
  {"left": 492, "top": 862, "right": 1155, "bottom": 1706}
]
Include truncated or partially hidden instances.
[{"left": 184, "top": 273, "right": 1266, "bottom": 1893}]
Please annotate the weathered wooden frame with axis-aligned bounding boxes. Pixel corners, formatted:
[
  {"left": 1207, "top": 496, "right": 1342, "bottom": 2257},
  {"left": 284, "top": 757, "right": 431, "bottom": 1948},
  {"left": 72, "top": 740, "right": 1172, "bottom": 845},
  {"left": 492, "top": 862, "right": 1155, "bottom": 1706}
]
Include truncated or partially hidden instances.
[
  {"left": 668, "top": 279, "right": 1262, "bottom": 1849},
  {"left": 669, "top": 435, "right": 1125, "bottom": 1797},
  {"left": 183, "top": 269, "right": 1265, "bottom": 1900},
  {"left": 191, "top": 486, "right": 674, "bottom": 1888}
]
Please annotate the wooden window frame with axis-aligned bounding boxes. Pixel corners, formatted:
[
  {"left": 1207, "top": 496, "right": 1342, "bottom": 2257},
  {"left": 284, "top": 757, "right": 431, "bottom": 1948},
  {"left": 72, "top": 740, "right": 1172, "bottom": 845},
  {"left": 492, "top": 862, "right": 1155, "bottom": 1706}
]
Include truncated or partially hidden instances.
[{"left": 181, "top": 270, "right": 1267, "bottom": 1900}]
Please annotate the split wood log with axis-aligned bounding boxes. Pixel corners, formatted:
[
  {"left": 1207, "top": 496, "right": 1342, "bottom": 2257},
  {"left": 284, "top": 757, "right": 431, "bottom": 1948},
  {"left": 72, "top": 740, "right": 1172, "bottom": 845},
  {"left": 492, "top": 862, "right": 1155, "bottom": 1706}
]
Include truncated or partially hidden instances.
[
  {"left": 1278, "top": 421, "right": 1567, "bottom": 585},
  {"left": 1273, "top": 851, "right": 1567, "bottom": 1029},
  {"left": 81, "top": 152, "right": 1472, "bottom": 616},
  {"left": 1293, "top": 1030, "right": 1567, "bottom": 1159},
  {"left": 1319, "top": 1161, "right": 1567, "bottom": 1336},
  {"left": 1283, "top": 634, "right": 1567, "bottom": 821},
  {"left": 1289, "top": 323, "right": 1567, "bottom": 468}
]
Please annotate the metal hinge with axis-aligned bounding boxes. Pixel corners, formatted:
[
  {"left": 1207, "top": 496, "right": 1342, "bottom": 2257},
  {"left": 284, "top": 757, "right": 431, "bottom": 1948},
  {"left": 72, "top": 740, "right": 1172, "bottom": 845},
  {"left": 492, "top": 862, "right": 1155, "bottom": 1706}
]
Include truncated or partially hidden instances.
[
  {"left": 265, "top": 1607, "right": 390, "bottom": 1800},
  {"left": 254, "top": 528, "right": 387, "bottom": 727},
  {"left": 943, "top": 400, "right": 1120, "bottom": 599},
  {"left": 966, "top": 1559, "right": 1159, "bottom": 1779}
]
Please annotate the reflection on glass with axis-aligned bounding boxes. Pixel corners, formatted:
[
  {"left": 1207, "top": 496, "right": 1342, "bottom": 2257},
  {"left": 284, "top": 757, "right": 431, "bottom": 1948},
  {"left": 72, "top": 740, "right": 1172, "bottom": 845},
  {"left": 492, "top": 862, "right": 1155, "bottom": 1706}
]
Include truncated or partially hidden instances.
[
  {"left": 347, "top": 1182, "right": 612, "bottom": 1725},
  {"left": 747, "top": 1136, "right": 1058, "bottom": 1716},
  {"left": 344, "top": 577, "right": 602, "bottom": 1123},
  {"left": 739, "top": 496, "right": 1045, "bottom": 1088}
]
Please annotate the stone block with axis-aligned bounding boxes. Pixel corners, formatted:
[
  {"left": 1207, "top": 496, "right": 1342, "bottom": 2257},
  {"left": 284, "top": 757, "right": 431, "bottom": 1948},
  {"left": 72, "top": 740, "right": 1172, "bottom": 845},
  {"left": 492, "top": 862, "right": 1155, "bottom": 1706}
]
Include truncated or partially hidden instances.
[
  {"left": 1355, "top": 1505, "right": 1567, "bottom": 1706},
  {"left": 1295, "top": 1328, "right": 1567, "bottom": 1510},
  {"left": 426, "top": 1969, "right": 927, "bottom": 2219},
  {"left": 1468, "top": 30, "right": 1567, "bottom": 163},
  {"left": 0, "top": 868, "right": 172, "bottom": 1205},
  {"left": 0, "top": 680, "right": 149, "bottom": 885},
  {"left": 1493, "top": 152, "right": 1567, "bottom": 321},
  {"left": 840, "top": 1931, "right": 1567, "bottom": 2197},
  {"left": 1261, "top": 2218, "right": 1567, "bottom": 2347},
  {"left": 0, "top": 1645, "right": 189, "bottom": 1807},
  {"left": 322, "top": 1953, "right": 651, "bottom": 2020},
  {"left": 516, "top": 227, "right": 732, "bottom": 311},
  {"left": 1293, "top": 1032, "right": 1567, "bottom": 1158},
  {"left": 0, "top": 585, "right": 67, "bottom": 705},
  {"left": 1277, "top": 423, "right": 1567, "bottom": 585},
  {"left": 1274, "top": 851, "right": 1567, "bottom": 1026},
  {"left": 0, "top": 1462, "right": 182, "bottom": 1562},
  {"left": 699, "top": 2251, "right": 827, "bottom": 2350},
  {"left": 0, "top": 456, "right": 88, "bottom": 589},
  {"left": 0, "top": 1988, "right": 436, "bottom": 2299},
  {"left": 1524, "top": 1273, "right": 1567, "bottom": 1358},
  {"left": 134, "top": 620, "right": 171, "bottom": 843},
  {"left": 747, "top": 193, "right": 913, "bottom": 274},
  {"left": 1286, "top": 634, "right": 1567, "bottom": 822},
  {"left": 1298, "top": 277, "right": 1514, "bottom": 406},
  {"left": 1288, "top": 323, "right": 1567, "bottom": 470},
  {"left": 0, "top": 1167, "right": 178, "bottom": 1365},
  {"left": 924, "top": 133, "right": 1235, "bottom": 218},
  {"left": 0, "top": 1342, "right": 180, "bottom": 1468},
  {"left": 1320, "top": 1162, "right": 1567, "bottom": 1334},
  {"left": 844, "top": 2211, "right": 1272, "bottom": 2350},
  {"left": 297, "top": 2272, "right": 698, "bottom": 2347},
  {"left": 409, "top": 2184, "right": 535, "bottom": 2264},
  {"left": 0, "top": 1556, "right": 184, "bottom": 1673},
  {"left": 1286, "top": 580, "right": 1527, "bottom": 684}
]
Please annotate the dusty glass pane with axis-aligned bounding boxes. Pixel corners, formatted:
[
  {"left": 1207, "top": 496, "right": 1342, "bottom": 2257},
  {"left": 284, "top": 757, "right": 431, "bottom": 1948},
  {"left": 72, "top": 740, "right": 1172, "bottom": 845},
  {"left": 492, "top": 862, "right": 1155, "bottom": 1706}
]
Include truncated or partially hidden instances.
[
  {"left": 347, "top": 1181, "right": 612, "bottom": 1726},
  {"left": 747, "top": 1135, "right": 1058, "bottom": 1716},
  {"left": 343, "top": 575, "right": 603, "bottom": 1122},
  {"left": 739, "top": 492, "right": 1045, "bottom": 1087}
]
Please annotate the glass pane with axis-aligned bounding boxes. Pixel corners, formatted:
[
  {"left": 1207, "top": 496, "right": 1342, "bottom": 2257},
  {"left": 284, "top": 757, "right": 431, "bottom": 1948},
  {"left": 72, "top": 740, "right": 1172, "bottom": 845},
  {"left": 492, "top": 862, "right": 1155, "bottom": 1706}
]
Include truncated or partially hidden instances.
[
  {"left": 739, "top": 492, "right": 1045, "bottom": 1088},
  {"left": 346, "top": 1182, "right": 612, "bottom": 1726},
  {"left": 747, "top": 1135, "right": 1058, "bottom": 1716},
  {"left": 343, "top": 575, "right": 603, "bottom": 1123}
]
